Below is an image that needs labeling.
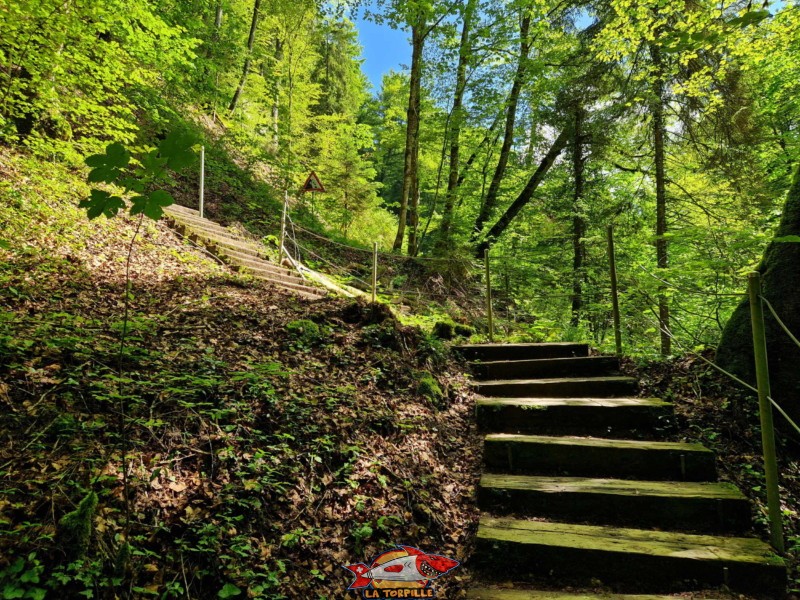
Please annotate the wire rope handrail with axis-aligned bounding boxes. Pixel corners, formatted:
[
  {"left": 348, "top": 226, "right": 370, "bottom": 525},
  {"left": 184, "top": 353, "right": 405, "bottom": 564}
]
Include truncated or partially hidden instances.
[
  {"left": 640, "top": 304, "right": 800, "bottom": 437},
  {"left": 760, "top": 295, "right": 800, "bottom": 353}
]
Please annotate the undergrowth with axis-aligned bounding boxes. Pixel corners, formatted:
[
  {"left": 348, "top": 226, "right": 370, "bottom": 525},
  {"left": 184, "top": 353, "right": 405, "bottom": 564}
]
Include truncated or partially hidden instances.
[{"left": 0, "top": 147, "right": 480, "bottom": 599}]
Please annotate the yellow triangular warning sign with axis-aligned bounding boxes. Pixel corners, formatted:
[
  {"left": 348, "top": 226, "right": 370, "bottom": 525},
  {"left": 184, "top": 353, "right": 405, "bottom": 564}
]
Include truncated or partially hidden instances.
[{"left": 302, "top": 171, "right": 325, "bottom": 193}]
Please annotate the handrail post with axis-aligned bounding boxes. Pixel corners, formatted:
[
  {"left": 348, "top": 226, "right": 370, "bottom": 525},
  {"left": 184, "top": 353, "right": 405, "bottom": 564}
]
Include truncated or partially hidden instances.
[
  {"left": 372, "top": 242, "right": 378, "bottom": 304},
  {"left": 748, "top": 271, "right": 784, "bottom": 553},
  {"left": 607, "top": 225, "right": 622, "bottom": 355},
  {"left": 484, "top": 248, "right": 494, "bottom": 342},
  {"left": 199, "top": 145, "right": 205, "bottom": 219},
  {"left": 279, "top": 189, "right": 288, "bottom": 262}
]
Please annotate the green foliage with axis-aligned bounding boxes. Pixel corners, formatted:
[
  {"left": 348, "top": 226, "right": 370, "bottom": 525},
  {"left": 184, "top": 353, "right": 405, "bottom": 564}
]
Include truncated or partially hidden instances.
[
  {"left": 432, "top": 321, "right": 455, "bottom": 340},
  {"left": 416, "top": 371, "right": 444, "bottom": 407},
  {"left": 80, "top": 132, "right": 198, "bottom": 221},
  {"left": 0, "top": 553, "right": 46, "bottom": 600},
  {"left": 286, "top": 319, "right": 327, "bottom": 348},
  {"left": 57, "top": 492, "right": 98, "bottom": 561},
  {"left": 218, "top": 583, "right": 242, "bottom": 598},
  {"left": 0, "top": 0, "right": 195, "bottom": 159}
]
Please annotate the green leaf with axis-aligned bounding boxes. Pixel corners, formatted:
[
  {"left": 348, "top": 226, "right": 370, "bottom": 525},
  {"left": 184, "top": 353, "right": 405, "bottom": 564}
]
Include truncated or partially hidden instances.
[
  {"left": 26, "top": 589, "right": 47, "bottom": 600},
  {"left": 158, "top": 131, "right": 197, "bottom": 172},
  {"left": 0, "top": 239, "right": 10, "bottom": 250},
  {"left": 728, "top": 9, "right": 770, "bottom": 28},
  {"left": 218, "top": 583, "right": 242, "bottom": 598},
  {"left": 2, "top": 585, "right": 26, "bottom": 598},
  {"left": 774, "top": 236, "right": 800, "bottom": 243},
  {"left": 129, "top": 190, "right": 174, "bottom": 221},
  {"left": 84, "top": 154, "right": 107, "bottom": 168},
  {"left": 104, "top": 142, "right": 131, "bottom": 168},
  {"left": 84, "top": 143, "right": 130, "bottom": 184},
  {"left": 79, "top": 189, "right": 126, "bottom": 219},
  {"left": 87, "top": 166, "right": 119, "bottom": 184},
  {"left": 140, "top": 149, "right": 168, "bottom": 174}
]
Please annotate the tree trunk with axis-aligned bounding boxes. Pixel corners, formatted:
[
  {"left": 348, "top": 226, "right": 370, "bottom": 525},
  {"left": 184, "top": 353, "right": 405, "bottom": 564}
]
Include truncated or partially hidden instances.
[
  {"left": 472, "top": 12, "right": 532, "bottom": 241},
  {"left": 271, "top": 39, "right": 283, "bottom": 153},
  {"left": 571, "top": 106, "right": 586, "bottom": 327},
  {"left": 229, "top": 0, "right": 261, "bottom": 114},
  {"left": 436, "top": 0, "right": 477, "bottom": 253},
  {"left": 393, "top": 21, "right": 425, "bottom": 252},
  {"left": 717, "top": 165, "right": 800, "bottom": 426},
  {"left": 475, "top": 128, "right": 570, "bottom": 257},
  {"left": 650, "top": 43, "right": 671, "bottom": 355}
]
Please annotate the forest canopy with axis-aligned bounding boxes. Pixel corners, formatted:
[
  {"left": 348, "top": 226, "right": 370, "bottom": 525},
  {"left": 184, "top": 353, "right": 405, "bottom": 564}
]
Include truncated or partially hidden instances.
[{"left": 2, "top": 0, "right": 800, "bottom": 353}]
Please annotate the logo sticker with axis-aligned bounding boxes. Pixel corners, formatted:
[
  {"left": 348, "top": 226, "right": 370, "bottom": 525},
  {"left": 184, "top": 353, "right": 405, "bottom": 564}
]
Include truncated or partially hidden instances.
[{"left": 343, "top": 545, "right": 460, "bottom": 598}]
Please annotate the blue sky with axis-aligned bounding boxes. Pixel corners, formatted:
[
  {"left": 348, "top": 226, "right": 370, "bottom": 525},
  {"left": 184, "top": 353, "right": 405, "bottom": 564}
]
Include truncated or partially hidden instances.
[{"left": 352, "top": 13, "right": 410, "bottom": 92}]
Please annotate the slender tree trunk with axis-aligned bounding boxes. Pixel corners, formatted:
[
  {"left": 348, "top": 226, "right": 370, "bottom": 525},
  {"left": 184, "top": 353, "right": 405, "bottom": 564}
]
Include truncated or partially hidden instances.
[
  {"left": 525, "top": 110, "right": 537, "bottom": 167},
  {"left": 215, "top": 3, "right": 223, "bottom": 29},
  {"left": 407, "top": 184, "right": 421, "bottom": 255},
  {"left": 229, "top": 0, "right": 261, "bottom": 114},
  {"left": 650, "top": 43, "right": 671, "bottom": 355},
  {"left": 571, "top": 106, "right": 586, "bottom": 327},
  {"left": 475, "top": 128, "right": 570, "bottom": 257},
  {"left": 437, "top": 0, "right": 477, "bottom": 252},
  {"left": 394, "top": 22, "right": 425, "bottom": 252},
  {"left": 457, "top": 115, "right": 501, "bottom": 188},
  {"left": 271, "top": 38, "right": 284, "bottom": 153},
  {"left": 472, "top": 12, "right": 532, "bottom": 241}
]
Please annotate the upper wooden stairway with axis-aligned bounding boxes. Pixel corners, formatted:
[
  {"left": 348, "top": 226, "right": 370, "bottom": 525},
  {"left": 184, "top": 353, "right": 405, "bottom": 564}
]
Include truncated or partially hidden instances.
[
  {"left": 162, "top": 204, "right": 325, "bottom": 300},
  {"left": 457, "top": 342, "right": 786, "bottom": 599}
]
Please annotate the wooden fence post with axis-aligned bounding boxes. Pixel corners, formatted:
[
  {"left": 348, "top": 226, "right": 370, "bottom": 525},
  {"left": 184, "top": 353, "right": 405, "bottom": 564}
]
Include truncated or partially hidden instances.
[
  {"left": 484, "top": 248, "right": 494, "bottom": 342},
  {"left": 199, "top": 145, "right": 205, "bottom": 219},
  {"left": 607, "top": 225, "right": 622, "bottom": 355},
  {"left": 372, "top": 242, "right": 378, "bottom": 304},
  {"left": 748, "top": 271, "right": 784, "bottom": 553},
  {"left": 279, "top": 190, "right": 288, "bottom": 262}
]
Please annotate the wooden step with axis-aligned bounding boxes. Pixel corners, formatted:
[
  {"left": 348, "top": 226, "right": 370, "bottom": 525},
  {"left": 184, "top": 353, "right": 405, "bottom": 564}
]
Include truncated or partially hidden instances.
[
  {"left": 474, "top": 377, "right": 637, "bottom": 398},
  {"left": 166, "top": 204, "right": 200, "bottom": 216},
  {"left": 476, "top": 397, "right": 672, "bottom": 437},
  {"left": 471, "top": 356, "right": 620, "bottom": 380},
  {"left": 467, "top": 588, "right": 724, "bottom": 599},
  {"left": 456, "top": 343, "right": 590, "bottom": 362},
  {"left": 474, "top": 517, "right": 785, "bottom": 595},
  {"left": 189, "top": 230, "right": 269, "bottom": 259},
  {"left": 229, "top": 259, "right": 308, "bottom": 286},
  {"left": 484, "top": 434, "right": 716, "bottom": 481},
  {"left": 167, "top": 212, "right": 233, "bottom": 235},
  {"left": 174, "top": 218, "right": 250, "bottom": 244},
  {"left": 478, "top": 474, "right": 751, "bottom": 533},
  {"left": 218, "top": 248, "right": 293, "bottom": 277},
  {"left": 249, "top": 272, "right": 324, "bottom": 297}
]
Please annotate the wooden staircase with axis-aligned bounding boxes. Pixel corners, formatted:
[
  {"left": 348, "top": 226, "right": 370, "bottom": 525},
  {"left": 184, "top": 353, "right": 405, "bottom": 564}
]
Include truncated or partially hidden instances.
[
  {"left": 458, "top": 343, "right": 786, "bottom": 599},
  {"left": 162, "top": 204, "right": 326, "bottom": 300}
]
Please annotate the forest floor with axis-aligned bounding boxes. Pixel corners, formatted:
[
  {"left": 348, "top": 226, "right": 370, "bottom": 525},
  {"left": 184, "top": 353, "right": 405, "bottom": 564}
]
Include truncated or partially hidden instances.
[
  {"left": 0, "top": 148, "right": 481, "bottom": 598},
  {"left": 2, "top": 145, "right": 800, "bottom": 599}
]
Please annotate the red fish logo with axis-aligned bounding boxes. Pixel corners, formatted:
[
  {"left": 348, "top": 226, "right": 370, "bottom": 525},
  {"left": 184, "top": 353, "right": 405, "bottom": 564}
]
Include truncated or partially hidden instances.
[{"left": 343, "top": 545, "right": 459, "bottom": 593}]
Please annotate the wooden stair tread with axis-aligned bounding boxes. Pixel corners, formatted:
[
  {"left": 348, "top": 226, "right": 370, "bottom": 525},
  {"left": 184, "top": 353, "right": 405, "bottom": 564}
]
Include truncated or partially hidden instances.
[
  {"left": 485, "top": 434, "right": 710, "bottom": 453},
  {"left": 459, "top": 343, "right": 589, "bottom": 350},
  {"left": 477, "top": 397, "right": 669, "bottom": 408},
  {"left": 467, "top": 589, "right": 719, "bottom": 599},
  {"left": 477, "top": 516, "right": 782, "bottom": 565},
  {"left": 163, "top": 208, "right": 325, "bottom": 299},
  {"left": 474, "top": 356, "right": 617, "bottom": 366},
  {"left": 478, "top": 376, "right": 638, "bottom": 386},
  {"left": 480, "top": 474, "right": 744, "bottom": 500}
]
